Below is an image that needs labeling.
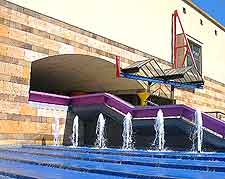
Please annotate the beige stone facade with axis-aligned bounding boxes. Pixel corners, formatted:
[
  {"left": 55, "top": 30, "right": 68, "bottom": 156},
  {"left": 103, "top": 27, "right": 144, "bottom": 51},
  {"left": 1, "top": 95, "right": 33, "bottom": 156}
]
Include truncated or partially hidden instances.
[
  {"left": 8, "top": 0, "right": 225, "bottom": 83},
  {"left": 0, "top": 0, "right": 224, "bottom": 144}
]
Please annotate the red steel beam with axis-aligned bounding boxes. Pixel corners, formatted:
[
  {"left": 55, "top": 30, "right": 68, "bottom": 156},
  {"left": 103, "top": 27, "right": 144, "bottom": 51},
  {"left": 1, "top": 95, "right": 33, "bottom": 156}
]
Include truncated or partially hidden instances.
[
  {"left": 173, "top": 10, "right": 197, "bottom": 70},
  {"left": 173, "top": 12, "right": 177, "bottom": 68},
  {"left": 115, "top": 56, "right": 121, "bottom": 78}
]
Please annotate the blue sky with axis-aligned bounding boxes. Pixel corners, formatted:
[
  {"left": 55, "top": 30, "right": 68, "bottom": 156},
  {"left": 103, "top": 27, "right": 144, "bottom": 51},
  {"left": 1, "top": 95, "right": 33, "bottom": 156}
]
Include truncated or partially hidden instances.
[{"left": 192, "top": 0, "right": 225, "bottom": 26}]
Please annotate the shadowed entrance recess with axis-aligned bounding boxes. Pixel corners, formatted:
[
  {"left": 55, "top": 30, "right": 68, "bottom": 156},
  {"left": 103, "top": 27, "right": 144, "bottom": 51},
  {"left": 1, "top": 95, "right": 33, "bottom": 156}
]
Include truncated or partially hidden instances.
[{"left": 31, "top": 54, "right": 144, "bottom": 94}]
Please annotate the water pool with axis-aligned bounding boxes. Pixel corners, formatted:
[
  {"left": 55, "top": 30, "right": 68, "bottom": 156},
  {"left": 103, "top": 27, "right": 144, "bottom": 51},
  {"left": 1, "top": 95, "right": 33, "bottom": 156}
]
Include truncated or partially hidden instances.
[{"left": 0, "top": 145, "right": 225, "bottom": 179}]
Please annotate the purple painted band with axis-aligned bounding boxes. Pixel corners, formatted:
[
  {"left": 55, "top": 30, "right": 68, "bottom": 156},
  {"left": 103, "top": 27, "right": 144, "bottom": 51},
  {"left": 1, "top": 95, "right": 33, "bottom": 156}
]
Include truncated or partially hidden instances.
[{"left": 29, "top": 91, "right": 225, "bottom": 137}]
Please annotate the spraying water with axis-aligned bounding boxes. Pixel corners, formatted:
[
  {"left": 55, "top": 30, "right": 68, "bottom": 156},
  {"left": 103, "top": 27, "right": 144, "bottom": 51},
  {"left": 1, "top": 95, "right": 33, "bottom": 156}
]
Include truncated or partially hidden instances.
[
  {"left": 192, "top": 109, "right": 203, "bottom": 152},
  {"left": 95, "top": 113, "right": 106, "bottom": 148},
  {"left": 122, "top": 112, "right": 133, "bottom": 150},
  {"left": 53, "top": 118, "right": 60, "bottom": 146},
  {"left": 71, "top": 115, "right": 79, "bottom": 147},
  {"left": 153, "top": 109, "right": 165, "bottom": 151}
]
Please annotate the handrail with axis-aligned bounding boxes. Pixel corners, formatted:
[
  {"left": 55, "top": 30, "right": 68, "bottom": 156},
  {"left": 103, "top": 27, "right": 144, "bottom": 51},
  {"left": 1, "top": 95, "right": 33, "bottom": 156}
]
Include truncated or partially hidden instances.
[
  {"left": 205, "top": 111, "right": 225, "bottom": 120},
  {"left": 144, "top": 100, "right": 159, "bottom": 106}
]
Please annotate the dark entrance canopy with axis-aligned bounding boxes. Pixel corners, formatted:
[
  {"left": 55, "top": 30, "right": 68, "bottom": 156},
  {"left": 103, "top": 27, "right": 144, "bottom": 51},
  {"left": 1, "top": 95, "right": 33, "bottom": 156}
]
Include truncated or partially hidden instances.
[{"left": 121, "top": 58, "right": 204, "bottom": 89}]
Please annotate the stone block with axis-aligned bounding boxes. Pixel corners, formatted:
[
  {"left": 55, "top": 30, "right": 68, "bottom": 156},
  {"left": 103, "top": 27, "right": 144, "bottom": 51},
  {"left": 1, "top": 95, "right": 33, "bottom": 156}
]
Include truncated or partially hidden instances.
[
  {"left": 0, "top": 120, "right": 19, "bottom": 133},
  {"left": 0, "top": 45, "right": 7, "bottom": 56},
  {"left": 63, "top": 29, "right": 74, "bottom": 40},
  {"left": 27, "top": 33, "right": 45, "bottom": 47},
  {"left": 10, "top": 9, "right": 28, "bottom": 25},
  {"left": 7, "top": 46, "right": 25, "bottom": 59},
  {"left": 7, "top": 63, "right": 23, "bottom": 77},
  {"left": 36, "top": 122, "right": 50, "bottom": 133},
  {"left": 0, "top": 140, "right": 16, "bottom": 145},
  {"left": 24, "top": 49, "right": 48, "bottom": 62},
  {"left": 0, "top": 24, "right": 9, "bottom": 37},
  {"left": 75, "top": 47, "right": 88, "bottom": 55},
  {"left": 0, "top": 112, "right": 7, "bottom": 120},
  {"left": 19, "top": 121, "right": 36, "bottom": 133},
  {"left": 58, "top": 43, "right": 75, "bottom": 54},
  {"left": 20, "top": 104, "right": 37, "bottom": 116},
  {"left": 22, "top": 66, "right": 31, "bottom": 79},
  {"left": 0, "top": 101, "right": 20, "bottom": 114},
  {"left": 0, "top": 6, "right": 11, "bottom": 20},
  {"left": 44, "top": 39, "right": 60, "bottom": 52},
  {"left": 76, "top": 33, "right": 88, "bottom": 46},
  {"left": 9, "top": 28, "right": 27, "bottom": 43}
]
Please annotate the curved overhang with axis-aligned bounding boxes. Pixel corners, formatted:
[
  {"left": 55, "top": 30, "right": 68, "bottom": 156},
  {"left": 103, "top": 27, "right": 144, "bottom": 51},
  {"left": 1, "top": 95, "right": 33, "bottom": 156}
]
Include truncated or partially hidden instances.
[{"left": 31, "top": 54, "right": 144, "bottom": 94}]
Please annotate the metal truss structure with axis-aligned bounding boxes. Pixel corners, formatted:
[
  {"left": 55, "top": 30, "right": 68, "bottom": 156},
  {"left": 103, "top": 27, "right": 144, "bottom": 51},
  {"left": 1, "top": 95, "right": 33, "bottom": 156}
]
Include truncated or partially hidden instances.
[{"left": 115, "top": 10, "right": 204, "bottom": 91}]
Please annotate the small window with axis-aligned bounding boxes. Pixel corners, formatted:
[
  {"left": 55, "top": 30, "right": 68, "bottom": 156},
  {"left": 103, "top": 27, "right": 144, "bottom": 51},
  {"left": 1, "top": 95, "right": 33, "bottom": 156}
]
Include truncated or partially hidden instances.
[
  {"left": 187, "top": 40, "right": 202, "bottom": 74},
  {"left": 215, "top": 30, "right": 218, "bottom": 36},
  {"left": 183, "top": 7, "right": 186, "bottom": 14},
  {"left": 200, "top": 19, "right": 203, "bottom": 25}
]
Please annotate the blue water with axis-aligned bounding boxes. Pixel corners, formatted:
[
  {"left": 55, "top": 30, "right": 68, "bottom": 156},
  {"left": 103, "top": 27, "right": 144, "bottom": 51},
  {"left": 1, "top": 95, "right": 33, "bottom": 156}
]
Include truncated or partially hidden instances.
[{"left": 0, "top": 145, "right": 224, "bottom": 179}]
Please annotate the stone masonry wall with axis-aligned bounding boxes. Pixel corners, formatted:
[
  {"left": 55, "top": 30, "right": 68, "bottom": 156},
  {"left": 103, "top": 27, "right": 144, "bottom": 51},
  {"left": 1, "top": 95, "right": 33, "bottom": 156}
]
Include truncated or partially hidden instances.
[{"left": 0, "top": 0, "right": 224, "bottom": 144}]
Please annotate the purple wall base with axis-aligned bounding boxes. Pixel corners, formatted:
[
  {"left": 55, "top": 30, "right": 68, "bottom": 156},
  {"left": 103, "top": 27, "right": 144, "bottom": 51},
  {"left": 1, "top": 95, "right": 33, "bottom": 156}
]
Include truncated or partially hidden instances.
[{"left": 29, "top": 90, "right": 225, "bottom": 137}]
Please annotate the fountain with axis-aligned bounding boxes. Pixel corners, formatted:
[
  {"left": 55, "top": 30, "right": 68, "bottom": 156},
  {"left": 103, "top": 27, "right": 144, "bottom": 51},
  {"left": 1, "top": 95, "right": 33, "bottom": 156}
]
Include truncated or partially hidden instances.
[
  {"left": 152, "top": 109, "right": 165, "bottom": 151},
  {"left": 192, "top": 109, "right": 203, "bottom": 152},
  {"left": 95, "top": 113, "right": 106, "bottom": 148},
  {"left": 53, "top": 118, "right": 60, "bottom": 146},
  {"left": 71, "top": 115, "right": 79, "bottom": 147},
  {"left": 122, "top": 112, "right": 133, "bottom": 149}
]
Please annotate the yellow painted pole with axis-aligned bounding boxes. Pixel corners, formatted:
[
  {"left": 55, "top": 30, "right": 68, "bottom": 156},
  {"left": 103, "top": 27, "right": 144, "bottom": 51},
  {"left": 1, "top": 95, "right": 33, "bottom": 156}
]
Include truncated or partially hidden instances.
[{"left": 137, "top": 91, "right": 150, "bottom": 106}]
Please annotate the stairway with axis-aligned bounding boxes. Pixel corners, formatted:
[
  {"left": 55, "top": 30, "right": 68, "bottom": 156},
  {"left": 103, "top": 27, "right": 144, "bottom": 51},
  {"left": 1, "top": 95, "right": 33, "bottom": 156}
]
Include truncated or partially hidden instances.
[{"left": 0, "top": 145, "right": 225, "bottom": 179}]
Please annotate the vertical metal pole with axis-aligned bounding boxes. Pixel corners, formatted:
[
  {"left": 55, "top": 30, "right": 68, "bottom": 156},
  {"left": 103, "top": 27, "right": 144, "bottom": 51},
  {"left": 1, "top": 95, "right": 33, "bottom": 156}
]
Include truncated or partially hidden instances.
[
  {"left": 176, "top": 13, "right": 197, "bottom": 70},
  {"left": 115, "top": 56, "right": 121, "bottom": 78},
  {"left": 147, "top": 82, "right": 151, "bottom": 93},
  {"left": 181, "top": 49, "right": 188, "bottom": 66},
  {"left": 173, "top": 10, "right": 177, "bottom": 68},
  {"left": 171, "top": 13, "right": 174, "bottom": 64},
  {"left": 171, "top": 85, "right": 175, "bottom": 104}
]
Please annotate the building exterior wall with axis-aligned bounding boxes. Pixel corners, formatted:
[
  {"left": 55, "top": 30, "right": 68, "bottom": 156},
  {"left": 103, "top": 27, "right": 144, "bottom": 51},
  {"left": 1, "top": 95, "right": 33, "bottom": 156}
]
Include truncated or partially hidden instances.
[
  {"left": 0, "top": 0, "right": 224, "bottom": 144},
  {"left": 175, "top": 78, "right": 225, "bottom": 113},
  {"left": 8, "top": 0, "right": 225, "bottom": 83}
]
